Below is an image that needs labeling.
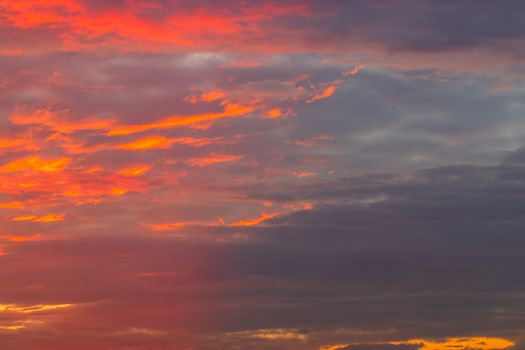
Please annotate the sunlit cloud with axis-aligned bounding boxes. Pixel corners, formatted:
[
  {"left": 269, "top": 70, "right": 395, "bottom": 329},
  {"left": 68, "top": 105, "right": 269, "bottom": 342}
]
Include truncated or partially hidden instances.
[
  {"left": 107, "top": 103, "right": 254, "bottom": 136},
  {"left": 322, "top": 338, "right": 515, "bottom": 350},
  {"left": 0, "top": 234, "right": 43, "bottom": 242},
  {"left": 118, "top": 165, "right": 151, "bottom": 177},
  {"left": 392, "top": 337, "right": 515, "bottom": 350},
  {"left": 0, "top": 303, "right": 73, "bottom": 313},
  {"left": 230, "top": 213, "right": 276, "bottom": 227},
  {"left": 0, "top": 156, "right": 70, "bottom": 173},
  {"left": 9, "top": 213, "right": 64, "bottom": 223}
]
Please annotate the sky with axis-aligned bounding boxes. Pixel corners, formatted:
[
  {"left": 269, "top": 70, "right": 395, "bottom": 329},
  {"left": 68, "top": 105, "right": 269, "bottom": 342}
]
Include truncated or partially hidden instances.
[{"left": 0, "top": 0, "right": 525, "bottom": 349}]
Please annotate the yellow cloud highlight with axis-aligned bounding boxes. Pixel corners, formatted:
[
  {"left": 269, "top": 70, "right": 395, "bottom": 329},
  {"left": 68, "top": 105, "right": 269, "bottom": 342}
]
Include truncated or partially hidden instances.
[
  {"left": 0, "top": 325, "right": 26, "bottom": 331},
  {"left": 117, "top": 135, "right": 175, "bottom": 150},
  {"left": 320, "top": 345, "right": 350, "bottom": 350},
  {"left": 110, "top": 188, "right": 128, "bottom": 197},
  {"left": 392, "top": 337, "right": 515, "bottom": 350},
  {"left": 0, "top": 303, "right": 72, "bottom": 313},
  {"left": 0, "top": 156, "right": 70, "bottom": 173},
  {"left": 10, "top": 213, "right": 64, "bottom": 223},
  {"left": 321, "top": 337, "right": 515, "bottom": 350}
]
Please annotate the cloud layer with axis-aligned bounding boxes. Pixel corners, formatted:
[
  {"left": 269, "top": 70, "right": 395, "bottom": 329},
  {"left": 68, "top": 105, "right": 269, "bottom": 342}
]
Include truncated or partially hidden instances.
[{"left": 0, "top": 1, "right": 524, "bottom": 349}]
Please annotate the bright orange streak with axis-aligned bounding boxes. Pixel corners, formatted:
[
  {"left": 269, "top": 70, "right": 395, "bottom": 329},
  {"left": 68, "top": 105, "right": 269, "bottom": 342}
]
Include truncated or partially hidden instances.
[
  {"left": 0, "top": 201, "right": 25, "bottom": 209},
  {"left": 187, "top": 153, "right": 243, "bottom": 167},
  {"left": 10, "top": 213, "right": 64, "bottom": 223},
  {"left": 307, "top": 85, "right": 336, "bottom": 103},
  {"left": 0, "top": 156, "right": 70, "bottom": 173},
  {"left": 117, "top": 136, "right": 222, "bottom": 151},
  {"left": 230, "top": 213, "right": 275, "bottom": 227},
  {"left": 186, "top": 89, "right": 227, "bottom": 103},
  {"left": 0, "top": 325, "right": 26, "bottom": 331},
  {"left": 295, "top": 171, "right": 314, "bottom": 178},
  {"left": 0, "top": 138, "right": 25, "bottom": 149},
  {"left": 108, "top": 103, "right": 253, "bottom": 136},
  {"left": 119, "top": 165, "right": 151, "bottom": 176},
  {"left": 147, "top": 222, "right": 188, "bottom": 231},
  {"left": 0, "top": 303, "right": 73, "bottom": 313},
  {"left": 0, "top": 234, "right": 42, "bottom": 242},
  {"left": 320, "top": 345, "right": 348, "bottom": 350},
  {"left": 266, "top": 108, "right": 283, "bottom": 119},
  {"left": 117, "top": 136, "right": 174, "bottom": 150},
  {"left": 321, "top": 337, "right": 515, "bottom": 350},
  {"left": 392, "top": 337, "right": 515, "bottom": 350},
  {"left": 110, "top": 188, "right": 128, "bottom": 197}
]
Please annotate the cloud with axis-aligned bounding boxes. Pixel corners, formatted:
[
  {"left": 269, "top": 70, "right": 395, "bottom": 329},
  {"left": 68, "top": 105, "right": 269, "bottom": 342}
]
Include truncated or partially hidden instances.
[
  {"left": 1, "top": 1, "right": 523, "bottom": 59},
  {"left": 1, "top": 2, "right": 524, "bottom": 349}
]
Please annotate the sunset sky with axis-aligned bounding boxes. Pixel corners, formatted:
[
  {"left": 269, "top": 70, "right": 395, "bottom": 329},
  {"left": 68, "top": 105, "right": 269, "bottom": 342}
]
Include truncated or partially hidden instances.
[{"left": 1, "top": 1, "right": 525, "bottom": 349}]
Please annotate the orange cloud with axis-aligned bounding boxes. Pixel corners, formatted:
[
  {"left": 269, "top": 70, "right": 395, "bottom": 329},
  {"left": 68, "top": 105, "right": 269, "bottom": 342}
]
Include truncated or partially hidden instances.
[
  {"left": 307, "top": 85, "right": 336, "bottom": 103},
  {"left": 118, "top": 165, "right": 151, "bottom": 177},
  {"left": 0, "top": 0, "right": 311, "bottom": 52},
  {"left": 392, "top": 337, "right": 515, "bottom": 350},
  {"left": 10, "top": 213, "right": 64, "bottom": 223},
  {"left": 186, "top": 89, "right": 227, "bottom": 103},
  {"left": 117, "top": 135, "right": 175, "bottom": 150},
  {"left": 228, "top": 328, "right": 308, "bottom": 341},
  {"left": 0, "top": 303, "right": 73, "bottom": 313},
  {"left": 321, "top": 337, "right": 515, "bottom": 350},
  {"left": 116, "top": 135, "right": 225, "bottom": 151},
  {"left": 0, "top": 234, "right": 43, "bottom": 242},
  {"left": 266, "top": 108, "right": 283, "bottom": 119},
  {"left": 230, "top": 213, "right": 276, "bottom": 227},
  {"left": 0, "top": 201, "right": 25, "bottom": 209},
  {"left": 146, "top": 222, "right": 188, "bottom": 232},
  {"left": 0, "top": 156, "right": 70, "bottom": 173},
  {"left": 107, "top": 103, "right": 254, "bottom": 136},
  {"left": 0, "top": 138, "right": 25, "bottom": 150}
]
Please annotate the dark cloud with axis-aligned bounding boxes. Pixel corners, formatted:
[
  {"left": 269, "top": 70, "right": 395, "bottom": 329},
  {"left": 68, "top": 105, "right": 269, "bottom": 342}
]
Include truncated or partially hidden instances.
[
  {"left": 199, "top": 151, "right": 525, "bottom": 344},
  {"left": 286, "top": 0, "right": 525, "bottom": 56}
]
